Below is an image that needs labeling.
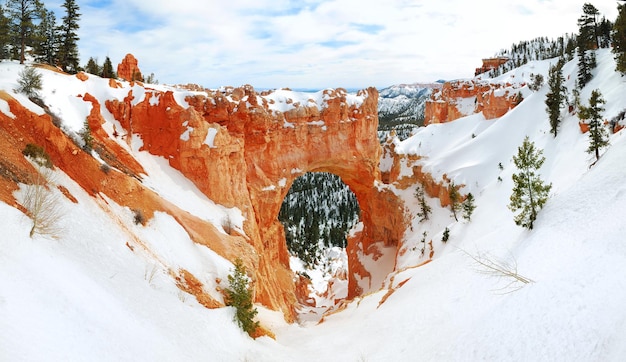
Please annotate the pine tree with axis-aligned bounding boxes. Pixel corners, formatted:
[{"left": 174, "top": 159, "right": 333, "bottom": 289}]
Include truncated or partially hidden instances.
[
  {"left": 57, "top": 0, "right": 80, "bottom": 73},
  {"left": 85, "top": 57, "right": 100, "bottom": 75},
  {"left": 545, "top": 61, "right": 567, "bottom": 137},
  {"left": 448, "top": 182, "right": 461, "bottom": 221},
  {"left": 224, "top": 258, "right": 259, "bottom": 336},
  {"left": 462, "top": 193, "right": 476, "bottom": 222},
  {"left": 6, "top": 0, "right": 43, "bottom": 64},
  {"left": 598, "top": 16, "right": 612, "bottom": 48},
  {"left": 101, "top": 56, "right": 116, "bottom": 78},
  {"left": 509, "top": 137, "right": 552, "bottom": 230},
  {"left": 577, "top": 50, "right": 593, "bottom": 88},
  {"left": 578, "top": 3, "right": 600, "bottom": 50},
  {"left": 415, "top": 185, "right": 431, "bottom": 222},
  {"left": 34, "top": 7, "right": 57, "bottom": 65},
  {"left": 577, "top": 3, "right": 601, "bottom": 88},
  {"left": 579, "top": 89, "right": 609, "bottom": 162},
  {"left": 0, "top": 5, "right": 11, "bottom": 60},
  {"left": 613, "top": 2, "right": 626, "bottom": 75}
]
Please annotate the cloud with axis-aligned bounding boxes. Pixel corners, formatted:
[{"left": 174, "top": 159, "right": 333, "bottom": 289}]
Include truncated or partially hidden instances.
[{"left": 43, "top": 0, "right": 622, "bottom": 89}]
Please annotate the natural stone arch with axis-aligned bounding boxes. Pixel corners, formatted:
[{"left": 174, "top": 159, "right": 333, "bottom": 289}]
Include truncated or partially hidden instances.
[
  {"left": 241, "top": 87, "right": 408, "bottom": 306},
  {"left": 107, "top": 85, "right": 408, "bottom": 321}
]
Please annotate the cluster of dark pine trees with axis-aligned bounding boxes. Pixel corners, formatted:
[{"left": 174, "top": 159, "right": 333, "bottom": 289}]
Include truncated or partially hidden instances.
[
  {"left": 0, "top": 0, "right": 80, "bottom": 73},
  {"left": 489, "top": 2, "right": 626, "bottom": 79},
  {"left": 278, "top": 172, "right": 359, "bottom": 268}
]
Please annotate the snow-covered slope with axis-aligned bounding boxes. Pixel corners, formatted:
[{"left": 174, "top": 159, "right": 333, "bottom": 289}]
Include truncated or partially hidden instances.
[{"left": 2, "top": 48, "right": 626, "bottom": 361}]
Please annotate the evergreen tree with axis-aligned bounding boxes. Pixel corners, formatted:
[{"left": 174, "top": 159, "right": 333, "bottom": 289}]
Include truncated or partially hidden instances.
[
  {"left": 578, "top": 3, "right": 600, "bottom": 50},
  {"left": 101, "top": 55, "right": 116, "bottom": 78},
  {"left": 16, "top": 65, "right": 42, "bottom": 98},
  {"left": 415, "top": 185, "right": 431, "bottom": 222},
  {"left": 509, "top": 137, "right": 552, "bottom": 230},
  {"left": 577, "top": 50, "right": 593, "bottom": 88},
  {"left": 577, "top": 3, "right": 601, "bottom": 88},
  {"left": 598, "top": 16, "right": 613, "bottom": 48},
  {"left": 57, "top": 0, "right": 80, "bottom": 73},
  {"left": 462, "top": 193, "right": 476, "bottom": 222},
  {"left": 84, "top": 56, "right": 100, "bottom": 75},
  {"left": 0, "top": 5, "right": 11, "bottom": 59},
  {"left": 224, "top": 258, "right": 259, "bottom": 336},
  {"left": 545, "top": 60, "right": 567, "bottom": 137},
  {"left": 613, "top": 1, "right": 626, "bottom": 75},
  {"left": 6, "top": 0, "right": 43, "bottom": 64},
  {"left": 34, "top": 7, "right": 57, "bottom": 65},
  {"left": 579, "top": 89, "right": 609, "bottom": 162},
  {"left": 448, "top": 182, "right": 461, "bottom": 222}
]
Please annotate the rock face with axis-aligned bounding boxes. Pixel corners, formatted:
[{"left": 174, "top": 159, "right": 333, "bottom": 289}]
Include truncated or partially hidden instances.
[
  {"left": 424, "top": 80, "right": 524, "bottom": 125},
  {"left": 117, "top": 53, "right": 143, "bottom": 81},
  {"left": 105, "top": 85, "right": 408, "bottom": 320}
]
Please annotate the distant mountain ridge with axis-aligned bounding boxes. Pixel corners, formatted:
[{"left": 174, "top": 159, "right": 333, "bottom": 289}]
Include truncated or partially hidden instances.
[{"left": 377, "top": 82, "right": 443, "bottom": 128}]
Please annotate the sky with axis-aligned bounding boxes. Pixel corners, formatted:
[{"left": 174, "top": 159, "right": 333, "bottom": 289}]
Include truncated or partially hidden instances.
[{"left": 46, "top": 0, "right": 621, "bottom": 89}]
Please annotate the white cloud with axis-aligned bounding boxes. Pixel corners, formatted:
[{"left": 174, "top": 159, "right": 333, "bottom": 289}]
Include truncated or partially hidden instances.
[{"left": 46, "top": 0, "right": 622, "bottom": 89}]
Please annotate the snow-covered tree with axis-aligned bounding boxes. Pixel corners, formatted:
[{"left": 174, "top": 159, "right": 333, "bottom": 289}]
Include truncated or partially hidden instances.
[{"left": 509, "top": 137, "right": 552, "bottom": 230}]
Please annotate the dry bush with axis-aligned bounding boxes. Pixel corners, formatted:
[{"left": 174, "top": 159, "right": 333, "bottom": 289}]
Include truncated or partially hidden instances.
[
  {"left": 22, "top": 166, "right": 63, "bottom": 238},
  {"left": 459, "top": 247, "right": 534, "bottom": 293}
]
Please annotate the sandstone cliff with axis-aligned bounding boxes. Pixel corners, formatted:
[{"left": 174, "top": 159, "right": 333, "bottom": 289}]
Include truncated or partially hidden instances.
[{"left": 424, "top": 80, "right": 524, "bottom": 125}]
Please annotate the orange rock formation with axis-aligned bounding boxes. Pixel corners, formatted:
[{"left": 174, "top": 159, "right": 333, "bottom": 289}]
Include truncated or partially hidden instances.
[
  {"left": 424, "top": 80, "right": 524, "bottom": 125},
  {"left": 117, "top": 53, "right": 143, "bottom": 82},
  {"left": 103, "top": 85, "right": 408, "bottom": 320}
]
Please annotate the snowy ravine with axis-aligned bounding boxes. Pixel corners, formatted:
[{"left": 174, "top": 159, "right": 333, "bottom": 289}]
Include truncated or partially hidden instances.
[{"left": 1, "top": 47, "right": 626, "bottom": 361}]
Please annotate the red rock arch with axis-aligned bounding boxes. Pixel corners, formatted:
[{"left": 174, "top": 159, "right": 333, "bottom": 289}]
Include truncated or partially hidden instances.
[{"left": 107, "top": 85, "right": 408, "bottom": 321}]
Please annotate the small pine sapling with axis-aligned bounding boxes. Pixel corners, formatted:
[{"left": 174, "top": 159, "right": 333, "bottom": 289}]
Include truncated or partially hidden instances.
[
  {"left": 224, "top": 258, "right": 259, "bottom": 336},
  {"left": 414, "top": 185, "right": 431, "bottom": 222},
  {"left": 441, "top": 227, "right": 450, "bottom": 243},
  {"left": 462, "top": 193, "right": 476, "bottom": 221},
  {"left": 79, "top": 119, "right": 94, "bottom": 151},
  {"left": 508, "top": 136, "right": 552, "bottom": 229},
  {"left": 448, "top": 182, "right": 461, "bottom": 221}
]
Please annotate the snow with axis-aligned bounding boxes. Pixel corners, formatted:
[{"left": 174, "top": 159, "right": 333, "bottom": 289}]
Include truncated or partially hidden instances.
[
  {"left": 204, "top": 127, "right": 218, "bottom": 148},
  {"left": 2, "top": 49, "right": 626, "bottom": 361},
  {"left": 0, "top": 98, "right": 15, "bottom": 118}
]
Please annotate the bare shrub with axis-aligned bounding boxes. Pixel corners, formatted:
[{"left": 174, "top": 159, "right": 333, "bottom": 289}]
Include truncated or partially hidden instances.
[
  {"left": 22, "top": 166, "right": 63, "bottom": 238},
  {"left": 459, "top": 248, "right": 534, "bottom": 293}
]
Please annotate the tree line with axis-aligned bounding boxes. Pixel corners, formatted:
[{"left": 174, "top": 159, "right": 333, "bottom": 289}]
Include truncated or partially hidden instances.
[
  {"left": 488, "top": 2, "right": 626, "bottom": 78},
  {"left": 0, "top": 0, "right": 80, "bottom": 73}
]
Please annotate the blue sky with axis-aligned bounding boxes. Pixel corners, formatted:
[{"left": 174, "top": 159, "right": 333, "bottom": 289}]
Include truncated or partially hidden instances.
[{"left": 48, "top": 0, "right": 620, "bottom": 89}]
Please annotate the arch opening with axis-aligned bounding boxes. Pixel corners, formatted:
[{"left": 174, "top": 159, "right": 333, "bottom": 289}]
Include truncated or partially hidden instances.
[{"left": 278, "top": 172, "right": 360, "bottom": 303}]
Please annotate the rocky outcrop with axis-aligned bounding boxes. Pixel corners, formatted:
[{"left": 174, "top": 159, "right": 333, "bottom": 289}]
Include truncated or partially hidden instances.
[
  {"left": 117, "top": 53, "right": 143, "bottom": 82},
  {"left": 424, "top": 80, "right": 524, "bottom": 125},
  {"left": 105, "top": 85, "right": 408, "bottom": 320}
]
